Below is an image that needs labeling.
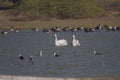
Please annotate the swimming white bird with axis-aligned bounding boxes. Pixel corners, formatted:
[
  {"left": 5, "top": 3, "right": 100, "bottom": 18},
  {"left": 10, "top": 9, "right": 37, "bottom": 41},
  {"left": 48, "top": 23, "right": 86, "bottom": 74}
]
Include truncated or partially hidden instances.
[
  {"left": 39, "top": 50, "right": 42, "bottom": 56},
  {"left": 54, "top": 52, "right": 60, "bottom": 57},
  {"left": 55, "top": 34, "right": 68, "bottom": 46},
  {"left": 72, "top": 35, "right": 80, "bottom": 46}
]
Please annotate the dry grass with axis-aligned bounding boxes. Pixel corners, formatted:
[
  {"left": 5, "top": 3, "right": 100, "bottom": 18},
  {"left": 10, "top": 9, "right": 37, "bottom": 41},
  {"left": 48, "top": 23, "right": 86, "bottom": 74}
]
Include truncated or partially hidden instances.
[{"left": 0, "top": 17, "right": 120, "bottom": 30}]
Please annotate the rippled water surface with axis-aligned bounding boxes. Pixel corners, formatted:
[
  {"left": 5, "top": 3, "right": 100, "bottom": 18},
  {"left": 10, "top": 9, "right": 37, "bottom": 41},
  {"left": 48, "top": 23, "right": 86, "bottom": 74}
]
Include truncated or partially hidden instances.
[{"left": 0, "top": 30, "right": 120, "bottom": 77}]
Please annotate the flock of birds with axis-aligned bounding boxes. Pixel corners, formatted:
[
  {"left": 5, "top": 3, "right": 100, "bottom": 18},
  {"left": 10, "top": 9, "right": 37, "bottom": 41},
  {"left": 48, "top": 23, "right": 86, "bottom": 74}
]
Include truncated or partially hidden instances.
[
  {"left": 19, "top": 50, "right": 60, "bottom": 64},
  {"left": 0, "top": 25, "right": 107, "bottom": 65},
  {"left": 0, "top": 25, "right": 108, "bottom": 65},
  {"left": 0, "top": 24, "right": 120, "bottom": 35},
  {"left": 18, "top": 33, "right": 102, "bottom": 65},
  {"left": 42, "top": 25, "right": 120, "bottom": 33},
  {"left": 18, "top": 33, "right": 81, "bottom": 64}
]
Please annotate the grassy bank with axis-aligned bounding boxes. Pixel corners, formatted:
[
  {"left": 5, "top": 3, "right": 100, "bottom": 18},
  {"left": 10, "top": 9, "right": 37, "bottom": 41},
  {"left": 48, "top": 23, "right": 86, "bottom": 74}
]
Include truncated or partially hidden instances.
[
  {"left": 0, "top": 0, "right": 120, "bottom": 30},
  {"left": 0, "top": 17, "right": 120, "bottom": 30}
]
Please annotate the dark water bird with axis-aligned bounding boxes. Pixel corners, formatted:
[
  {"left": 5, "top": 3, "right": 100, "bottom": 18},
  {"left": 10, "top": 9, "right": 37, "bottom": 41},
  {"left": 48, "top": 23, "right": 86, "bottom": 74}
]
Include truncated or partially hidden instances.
[
  {"left": 15, "top": 29, "right": 19, "bottom": 32},
  {"left": 29, "top": 56, "right": 34, "bottom": 64},
  {"left": 54, "top": 52, "right": 60, "bottom": 57},
  {"left": 84, "top": 27, "right": 90, "bottom": 32},
  {"left": 10, "top": 26, "right": 15, "bottom": 32},
  {"left": 1, "top": 31, "right": 8, "bottom": 34},
  {"left": 95, "top": 24, "right": 103, "bottom": 30},
  {"left": 19, "top": 54, "right": 24, "bottom": 60},
  {"left": 116, "top": 27, "right": 120, "bottom": 31},
  {"left": 94, "top": 51, "right": 102, "bottom": 55}
]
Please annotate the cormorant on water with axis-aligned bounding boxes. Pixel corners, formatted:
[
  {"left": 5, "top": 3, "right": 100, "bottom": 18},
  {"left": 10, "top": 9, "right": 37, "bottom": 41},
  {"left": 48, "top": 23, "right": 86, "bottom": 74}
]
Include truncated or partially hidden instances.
[
  {"left": 94, "top": 51, "right": 102, "bottom": 55},
  {"left": 54, "top": 52, "right": 60, "bottom": 57},
  {"left": 19, "top": 54, "right": 24, "bottom": 60},
  {"left": 29, "top": 56, "right": 34, "bottom": 64}
]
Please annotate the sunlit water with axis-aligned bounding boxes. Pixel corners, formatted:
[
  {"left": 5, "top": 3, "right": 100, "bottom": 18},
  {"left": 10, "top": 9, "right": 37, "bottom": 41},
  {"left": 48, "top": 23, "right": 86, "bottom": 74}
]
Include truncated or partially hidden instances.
[{"left": 0, "top": 30, "right": 120, "bottom": 77}]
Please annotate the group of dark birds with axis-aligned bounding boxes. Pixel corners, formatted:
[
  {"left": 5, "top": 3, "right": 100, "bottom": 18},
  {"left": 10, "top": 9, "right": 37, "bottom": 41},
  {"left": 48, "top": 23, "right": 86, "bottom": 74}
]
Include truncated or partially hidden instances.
[
  {"left": 18, "top": 51, "right": 60, "bottom": 65},
  {"left": 42, "top": 24, "right": 120, "bottom": 33},
  {"left": 1, "top": 24, "right": 120, "bottom": 34},
  {"left": 19, "top": 50, "right": 102, "bottom": 65},
  {"left": 19, "top": 54, "right": 34, "bottom": 64}
]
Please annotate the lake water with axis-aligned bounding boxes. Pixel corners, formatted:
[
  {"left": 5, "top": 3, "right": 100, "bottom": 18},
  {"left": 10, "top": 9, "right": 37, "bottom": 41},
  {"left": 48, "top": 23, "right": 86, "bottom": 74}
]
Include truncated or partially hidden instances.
[{"left": 0, "top": 30, "right": 120, "bottom": 78}]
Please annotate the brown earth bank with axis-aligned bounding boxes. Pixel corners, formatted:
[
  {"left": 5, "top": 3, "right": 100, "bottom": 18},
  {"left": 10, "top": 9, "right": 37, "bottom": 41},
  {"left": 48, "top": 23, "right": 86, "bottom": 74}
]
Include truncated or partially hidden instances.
[
  {"left": 0, "top": 75, "right": 120, "bottom": 80},
  {"left": 0, "top": 17, "right": 120, "bottom": 30}
]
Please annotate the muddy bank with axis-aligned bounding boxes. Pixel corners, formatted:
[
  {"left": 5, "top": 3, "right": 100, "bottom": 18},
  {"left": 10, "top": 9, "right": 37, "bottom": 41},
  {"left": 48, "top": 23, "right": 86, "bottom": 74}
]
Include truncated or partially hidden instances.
[{"left": 0, "top": 75, "right": 120, "bottom": 80}]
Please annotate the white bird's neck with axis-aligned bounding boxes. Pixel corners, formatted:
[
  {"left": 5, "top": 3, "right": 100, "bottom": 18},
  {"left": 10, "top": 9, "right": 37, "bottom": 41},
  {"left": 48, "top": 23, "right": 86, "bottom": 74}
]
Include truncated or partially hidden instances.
[
  {"left": 55, "top": 34, "right": 58, "bottom": 42},
  {"left": 40, "top": 51, "right": 42, "bottom": 56},
  {"left": 19, "top": 54, "right": 22, "bottom": 57},
  {"left": 94, "top": 51, "right": 96, "bottom": 54},
  {"left": 54, "top": 52, "right": 56, "bottom": 56},
  {"left": 73, "top": 35, "right": 76, "bottom": 40}
]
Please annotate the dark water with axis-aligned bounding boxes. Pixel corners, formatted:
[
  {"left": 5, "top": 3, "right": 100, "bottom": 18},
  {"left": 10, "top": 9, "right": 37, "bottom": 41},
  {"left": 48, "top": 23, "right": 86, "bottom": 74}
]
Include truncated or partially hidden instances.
[{"left": 0, "top": 30, "right": 120, "bottom": 77}]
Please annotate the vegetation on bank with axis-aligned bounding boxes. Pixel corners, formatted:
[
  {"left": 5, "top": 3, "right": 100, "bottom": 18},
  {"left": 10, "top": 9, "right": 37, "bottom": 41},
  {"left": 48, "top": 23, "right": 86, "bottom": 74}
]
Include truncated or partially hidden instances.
[
  {"left": 1, "top": 0, "right": 120, "bottom": 20},
  {"left": 0, "top": 0, "right": 120, "bottom": 30},
  {"left": 14, "top": 0, "right": 104, "bottom": 19}
]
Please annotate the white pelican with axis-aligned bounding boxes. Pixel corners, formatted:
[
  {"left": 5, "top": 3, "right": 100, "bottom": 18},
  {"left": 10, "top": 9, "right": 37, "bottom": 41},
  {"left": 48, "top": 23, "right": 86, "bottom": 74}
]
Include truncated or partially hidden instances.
[
  {"left": 55, "top": 34, "right": 68, "bottom": 46},
  {"left": 72, "top": 35, "right": 80, "bottom": 46}
]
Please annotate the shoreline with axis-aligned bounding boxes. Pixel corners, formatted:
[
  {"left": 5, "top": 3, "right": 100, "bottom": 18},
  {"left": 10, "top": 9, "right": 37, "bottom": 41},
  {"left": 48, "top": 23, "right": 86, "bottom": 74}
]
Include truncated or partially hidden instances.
[
  {"left": 0, "top": 17, "right": 120, "bottom": 30},
  {"left": 0, "top": 75, "right": 120, "bottom": 80}
]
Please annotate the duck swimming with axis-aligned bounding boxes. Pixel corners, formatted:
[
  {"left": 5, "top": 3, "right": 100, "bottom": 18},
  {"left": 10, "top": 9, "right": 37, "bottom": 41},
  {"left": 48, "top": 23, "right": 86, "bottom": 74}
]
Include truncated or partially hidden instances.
[
  {"left": 29, "top": 56, "right": 34, "bottom": 64},
  {"left": 19, "top": 54, "right": 24, "bottom": 60},
  {"left": 94, "top": 51, "right": 102, "bottom": 55},
  {"left": 54, "top": 52, "right": 60, "bottom": 57}
]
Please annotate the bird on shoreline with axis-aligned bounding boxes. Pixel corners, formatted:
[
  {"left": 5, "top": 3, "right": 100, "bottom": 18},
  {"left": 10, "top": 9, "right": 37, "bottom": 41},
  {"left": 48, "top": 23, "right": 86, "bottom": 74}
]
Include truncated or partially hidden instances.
[{"left": 1, "top": 31, "right": 8, "bottom": 35}]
